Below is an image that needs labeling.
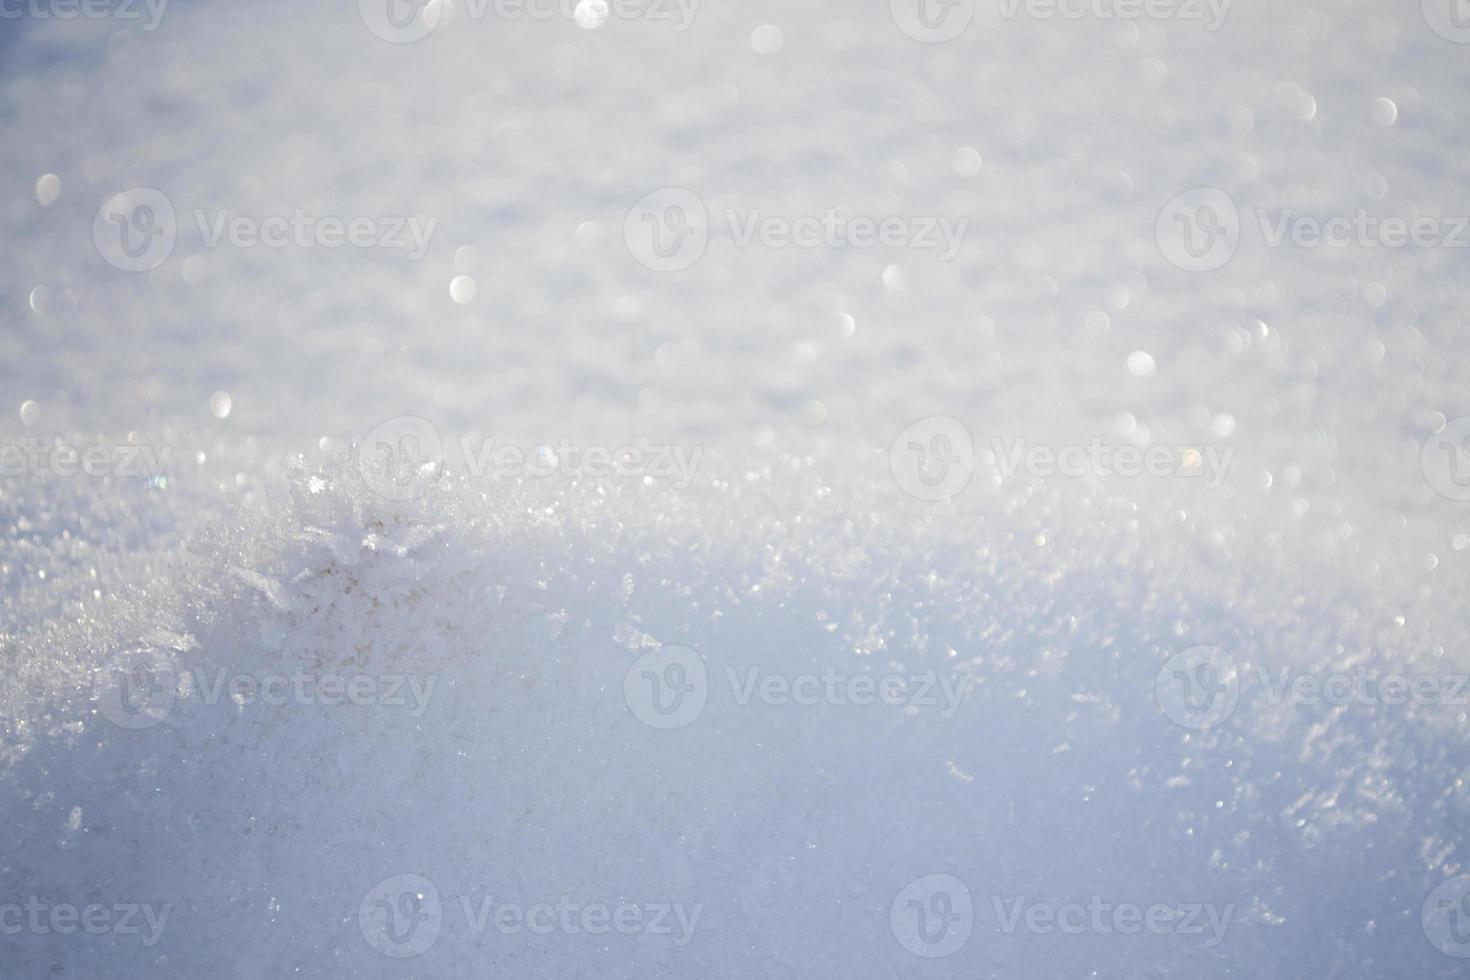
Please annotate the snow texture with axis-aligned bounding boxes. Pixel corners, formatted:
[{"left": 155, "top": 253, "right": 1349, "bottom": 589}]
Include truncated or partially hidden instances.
[{"left": 2, "top": 0, "right": 1470, "bottom": 977}]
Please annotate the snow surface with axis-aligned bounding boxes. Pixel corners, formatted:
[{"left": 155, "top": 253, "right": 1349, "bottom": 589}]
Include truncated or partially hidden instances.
[{"left": 3, "top": 0, "right": 1470, "bottom": 976}]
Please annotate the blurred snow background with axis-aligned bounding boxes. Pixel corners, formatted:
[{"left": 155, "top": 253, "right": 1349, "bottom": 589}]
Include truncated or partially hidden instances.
[{"left": 2, "top": 0, "right": 1470, "bottom": 976}]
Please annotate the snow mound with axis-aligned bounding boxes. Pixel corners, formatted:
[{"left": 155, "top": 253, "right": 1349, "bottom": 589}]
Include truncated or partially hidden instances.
[{"left": 1, "top": 454, "right": 1466, "bottom": 977}]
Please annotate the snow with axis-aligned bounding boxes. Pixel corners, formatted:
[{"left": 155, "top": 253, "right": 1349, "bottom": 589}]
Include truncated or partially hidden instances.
[{"left": 3, "top": 0, "right": 1470, "bottom": 976}]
